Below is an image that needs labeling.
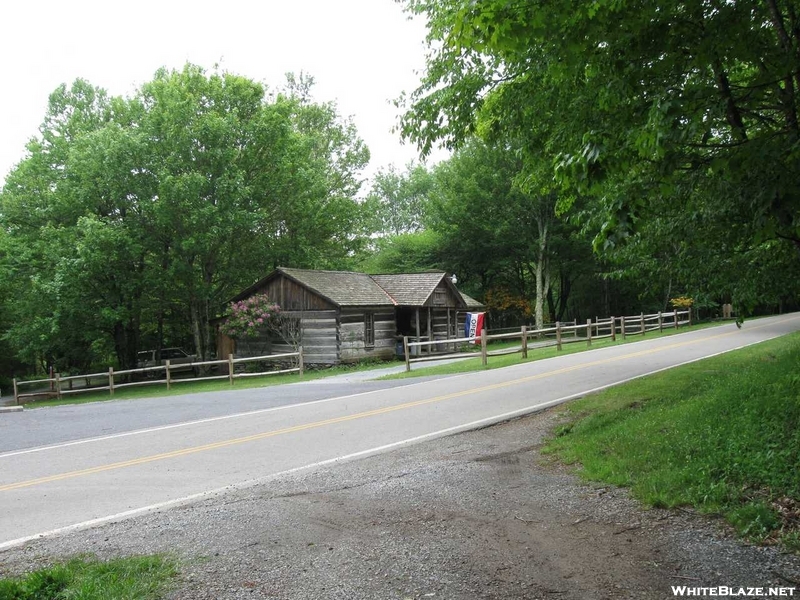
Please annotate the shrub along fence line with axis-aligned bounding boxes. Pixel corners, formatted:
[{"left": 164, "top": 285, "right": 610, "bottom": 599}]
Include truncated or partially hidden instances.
[
  {"left": 12, "top": 349, "right": 304, "bottom": 405},
  {"left": 403, "top": 309, "right": 691, "bottom": 371}
]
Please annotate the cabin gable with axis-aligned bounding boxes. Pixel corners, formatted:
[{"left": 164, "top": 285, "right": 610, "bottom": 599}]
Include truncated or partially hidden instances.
[
  {"left": 247, "top": 272, "right": 337, "bottom": 311},
  {"left": 222, "top": 268, "right": 483, "bottom": 367}
]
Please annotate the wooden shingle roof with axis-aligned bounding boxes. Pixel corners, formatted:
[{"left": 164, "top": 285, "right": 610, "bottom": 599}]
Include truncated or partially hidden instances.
[
  {"left": 279, "top": 268, "right": 396, "bottom": 307},
  {"left": 232, "top": 268, "right": 483, "bottom": 309},
  {"left": 369, "top": 272, "right": 449, "bottom": 306},
  {"left": 459, "top": 291, "right": 485, "bottom": 309}
]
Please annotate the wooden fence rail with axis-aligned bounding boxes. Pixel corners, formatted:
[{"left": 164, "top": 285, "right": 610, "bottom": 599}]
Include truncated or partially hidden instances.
[
  {"left": 402, "top": 310, "right": 691, "bottom": 372},
  {"left": 12, "top": 348, "right": 304, "bottom": 405}
]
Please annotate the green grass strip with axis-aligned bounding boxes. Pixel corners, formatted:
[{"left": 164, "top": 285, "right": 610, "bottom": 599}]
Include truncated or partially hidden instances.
[
  {"left": 544, "top": 331, "right": 800, "bottom": 550},
  {"left": 22, "top": 358, "right": 396, "bottom": 408},
  {"left": 0, "top": 554, "right": 177, "bottom": 600},
  {"left": 380, "top": 322, "right": 719, "bottom": 380}
]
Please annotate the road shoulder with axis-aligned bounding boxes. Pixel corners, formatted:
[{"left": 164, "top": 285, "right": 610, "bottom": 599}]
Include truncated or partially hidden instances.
[{"left": 2, "top": 406, "right": 797, "bottom": 600}]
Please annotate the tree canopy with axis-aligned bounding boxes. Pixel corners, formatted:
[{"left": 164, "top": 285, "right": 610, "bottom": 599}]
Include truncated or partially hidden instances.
[
  {"left": 362, "top": 162, "right": 434, "bottom": 236},
  {"left": 0, "top": 65, "right": 369, "bottom": 372},
  {"left": 398, "top": 0, "right": 800, "bottom": 310},
  {"left": 3, "top": 27, "right": 800, "bottom": 387}
]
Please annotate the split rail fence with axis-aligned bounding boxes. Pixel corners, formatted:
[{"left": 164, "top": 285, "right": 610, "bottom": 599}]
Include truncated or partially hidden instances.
[
  {"left": 12, "top": 349, "right": 304, "bottom": 406},
  {"left": 402, "top": 309, "right": 691, "bottom": 372}
]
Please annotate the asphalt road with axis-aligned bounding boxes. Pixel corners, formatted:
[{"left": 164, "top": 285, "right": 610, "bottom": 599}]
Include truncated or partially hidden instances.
[{"left": 1, "top": 314, "right": 798, "bottom": 550}]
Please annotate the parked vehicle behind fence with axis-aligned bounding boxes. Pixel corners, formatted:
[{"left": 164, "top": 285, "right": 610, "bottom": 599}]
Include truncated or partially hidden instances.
[{"left": 136, "top": 347, "right": 197, "bottom": 374}]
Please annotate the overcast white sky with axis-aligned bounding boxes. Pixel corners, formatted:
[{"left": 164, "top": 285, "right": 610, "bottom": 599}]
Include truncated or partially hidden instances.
[{"left": 0, "top": 0, "right": 443, "bottom": 187}]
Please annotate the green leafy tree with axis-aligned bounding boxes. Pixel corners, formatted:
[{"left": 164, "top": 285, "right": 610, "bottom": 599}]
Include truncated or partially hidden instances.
[
  {"left": 0, "top": 80, "right": 123, "bottom": 371},
  {"left": 0, "top": 65, "right": 371, "bottom": 375},
  {"left": 428, "top": 139, "right": 591, "bottom": 329},
  {"left": 399, "top": 0, "right": 800, "bottom": 310},
  {"left": 363, "top": 162, "right": 434, "bottom": 235},
  {"left": 134, "top": 66, "right": 369, "bottom": 359},
  {"left": 358, "top": 230, "right": 443, "bottom": 274}
]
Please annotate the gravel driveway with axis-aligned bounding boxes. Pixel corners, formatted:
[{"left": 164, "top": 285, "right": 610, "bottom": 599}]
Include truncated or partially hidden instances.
[{"left": 1, "top": 406, "right": 798, "bottom": 600}]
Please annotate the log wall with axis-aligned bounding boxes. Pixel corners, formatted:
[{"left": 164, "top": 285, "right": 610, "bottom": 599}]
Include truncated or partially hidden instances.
[
  {"left": 296, "top": 310, "right": 339, "bottom": 364},
  {"left": 339, "top": 308, "right": 396, "bottom": 362},
  {"left": 235, "top": 310, "right": 339, "bottom": 365}
]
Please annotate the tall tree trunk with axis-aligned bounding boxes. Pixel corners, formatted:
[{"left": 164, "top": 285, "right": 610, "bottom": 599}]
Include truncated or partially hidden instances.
[
  {"left": 558, "top": 271, "right": 572, "bottom": 322},
  {"left": 765, "top": 0, "right": 800, "bottom": 94},
  {"left": 546, "top": 286, "right": 556, "bottom": 324},
  {"left": 533, "top": 216, "right": 550, "bottom": 330},
  {"left": 190, "top": 300, "right": 205, "bottom": 361},
  {"left": 711, "top": 59, "right": 748, "bottom": 141},
  {"left": 113, "top": 319, "right": 138, "bottom": 371},
  {"left": 113, "top": 322, "right": 127, "bottom": 370}
]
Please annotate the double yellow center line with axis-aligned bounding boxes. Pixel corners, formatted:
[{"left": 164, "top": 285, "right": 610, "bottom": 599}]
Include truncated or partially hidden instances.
[{"left": 1, "top": 319, "right": 791, "bottom": 493}]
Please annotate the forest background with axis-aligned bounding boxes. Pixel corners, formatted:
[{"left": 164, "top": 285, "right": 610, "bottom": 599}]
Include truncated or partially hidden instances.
[{"left": 2, "top": 0, "right": 800, "bottom": 388}]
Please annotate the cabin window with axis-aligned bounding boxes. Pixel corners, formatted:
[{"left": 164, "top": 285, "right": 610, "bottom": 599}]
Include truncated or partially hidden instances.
[{"left": 364, "top": 312, "right": 375, "bottom": 348}]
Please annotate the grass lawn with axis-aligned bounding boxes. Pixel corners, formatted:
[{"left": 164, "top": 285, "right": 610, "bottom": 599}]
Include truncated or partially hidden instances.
[
  {"left": 544, "top": 331, "right": 800, "bottom": 551},
  {"left": 380, "top": 321, "right": 720, "bottom": 380},
  {"left": 18, "top": 320, "right": 723, "bottom": 408},
  {"left": 0, "top": 555, "right": 176, "bottom": 600},
  {"left": 20, "top": 359, "right": 398, "bottom": 409}
]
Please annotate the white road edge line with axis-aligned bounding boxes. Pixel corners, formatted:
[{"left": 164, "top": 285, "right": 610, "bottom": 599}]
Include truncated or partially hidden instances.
[
  {"left": 0, "top": 332, "right": 784, "bottom": 552},
  {"left": 0, "top": 317, "right": 771, "bottom": 459},
  {"left": 0, "top": 376, "right": 452, "bottom": 459}
]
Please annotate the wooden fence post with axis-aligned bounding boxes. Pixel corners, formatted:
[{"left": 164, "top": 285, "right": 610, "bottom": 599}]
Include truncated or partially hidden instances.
[
  {"left": 620, "top": 316, "right": 626, "bottom": 339},
  {"left": 610, "top": 317, "right": 616, "bottom": 341},
  {"left": 521, "top": 326, "right": 528, "bottom": 359},
  {"left": 12, "top": 377, "right": 18, "bottom": 405},
  {"left": 228, "top": 354, "right": 234, "bottom": 384},
  {"left": 688, "top": 307, "right": 693, "bottom": 326},
  {"left": 586, "top": 318, "right": 593, "bottom": 347},
  {"left": 658, "top": 311, "right": 663, "bottom": 333},
  {"left": 403, "top": 336, "right": 411, "bottom": 372},
  {"left": 480, "top": 329, "right": 488, "bottom": 366},
  {"left": 109, "top": 367, "right": 114, "bottom": 397},
  {"left": 556, "top": 321, "right": 562, "bottom": 351},
  {"left": 55, "top": 372, "right": 62, "bottom": 400},
  {"left": 166, "top": 360, "right": 171, "bottom": 390},
  {"left": 640, "top": 312, "right": 645, "bottom": 335},
  {"left": 298, "top": 346, "right": 304, "bottom": 377},
  {"left": 674, "top": 308, "right": 679, "bottom": 329}
]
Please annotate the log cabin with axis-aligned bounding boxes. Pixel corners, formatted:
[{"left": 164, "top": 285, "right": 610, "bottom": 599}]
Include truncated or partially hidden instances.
[{"left": 216, "top": 267, "right": 484, "bottom": 365}]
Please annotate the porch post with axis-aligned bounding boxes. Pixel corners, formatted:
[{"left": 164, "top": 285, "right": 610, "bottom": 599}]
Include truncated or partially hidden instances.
[
  {"left": 415, "top": 309, "right": 421, "bottom": 352},
  {"left": 427, "top": 307, "right": 432, "bottom": 354},
  {"left": 447, "top": 308, "right": 452, "bottom": 352}
]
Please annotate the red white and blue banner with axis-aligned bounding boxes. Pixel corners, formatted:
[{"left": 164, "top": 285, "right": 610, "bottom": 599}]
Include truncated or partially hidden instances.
[{"left": 465, "top": 312, "right": 486, "bottom": 344}]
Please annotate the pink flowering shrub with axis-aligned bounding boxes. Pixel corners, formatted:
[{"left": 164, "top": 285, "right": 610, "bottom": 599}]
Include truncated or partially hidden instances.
[{"left": 220, "top": 294, "right": 281, "bottom": 339}]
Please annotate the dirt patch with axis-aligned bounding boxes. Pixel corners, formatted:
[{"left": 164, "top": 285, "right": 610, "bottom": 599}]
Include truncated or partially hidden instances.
[{"left": 1, "top": 408, "right": 798, "bottom": 599}]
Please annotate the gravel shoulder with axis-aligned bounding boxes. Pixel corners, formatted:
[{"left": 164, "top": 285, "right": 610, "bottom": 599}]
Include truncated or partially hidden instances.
[{"left": 1, "top": 407, "right": 798, "bottom": 600}]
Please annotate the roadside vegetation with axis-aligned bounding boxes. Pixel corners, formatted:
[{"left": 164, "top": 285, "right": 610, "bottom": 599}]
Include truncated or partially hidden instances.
[
  {"left": 544, "top": 332, "right": 800, "bottom": 551},
  {"left": 381, "top": 321, "right": 719, "bottom": 380},
  {"left": 20, "top": 322, "right": 720, "bottom": 407},
  {"left": 20, "top": 358, "right": 394, "bottom": 408},
  {"left": 3, "top": 3, "right": 800, "bottom": 420},
  {"left": 0, "top": 554, "right": 176, "bottom": 600}
]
